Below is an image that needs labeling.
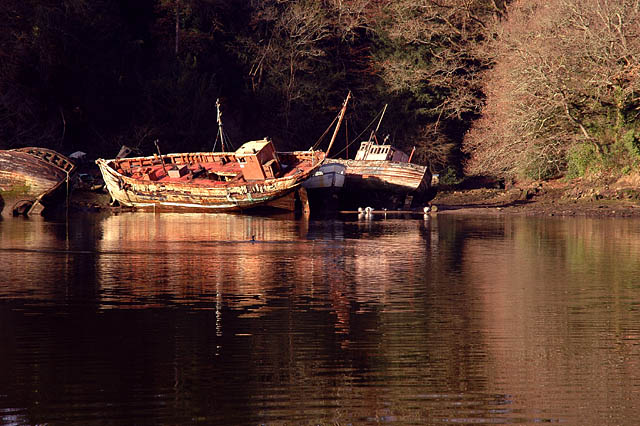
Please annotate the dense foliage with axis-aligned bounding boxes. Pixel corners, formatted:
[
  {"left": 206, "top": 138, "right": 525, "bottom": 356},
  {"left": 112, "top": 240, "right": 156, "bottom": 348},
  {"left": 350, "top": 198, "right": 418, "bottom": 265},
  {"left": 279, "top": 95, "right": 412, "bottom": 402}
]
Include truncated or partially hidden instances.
[
  {"left": 464, "top": 0, "right": 640, "bottom": 180},
  {"left": 2, "top": 0, "right": 638, "bottom": 181},
  {"left": 0, "top": 0, "right": 503, "bottom": 169}
]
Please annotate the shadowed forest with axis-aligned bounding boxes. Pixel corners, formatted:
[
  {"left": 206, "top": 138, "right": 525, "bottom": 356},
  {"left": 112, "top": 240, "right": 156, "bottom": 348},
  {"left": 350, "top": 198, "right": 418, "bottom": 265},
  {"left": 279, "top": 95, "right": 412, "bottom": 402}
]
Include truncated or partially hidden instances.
[{"left": 2, "top": 0, "right": 639, "bottom": 182}]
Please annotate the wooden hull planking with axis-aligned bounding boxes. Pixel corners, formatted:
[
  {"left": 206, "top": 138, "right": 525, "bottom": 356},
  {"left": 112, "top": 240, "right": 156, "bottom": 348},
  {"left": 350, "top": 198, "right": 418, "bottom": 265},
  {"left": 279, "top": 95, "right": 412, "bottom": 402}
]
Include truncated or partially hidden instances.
[
  {"left": 329, "top": 159, "right": 434, "bottom": 209},
  {"left": 0, "top": 148, "right": 75, "bottom": 216},
  {"left": 96, "top": 149, "right": 324, "bottom": 212},
  {"left": 331, "top": 158, "right": 430, "bottom": 192}
]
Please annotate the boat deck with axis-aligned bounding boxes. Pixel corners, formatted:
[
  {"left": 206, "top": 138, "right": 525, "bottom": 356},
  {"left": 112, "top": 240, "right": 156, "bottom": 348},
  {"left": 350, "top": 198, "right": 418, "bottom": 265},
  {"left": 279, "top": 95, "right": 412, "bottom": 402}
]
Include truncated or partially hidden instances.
[{"left": 115, "top": 159, "right": 306, "bottom": 186}]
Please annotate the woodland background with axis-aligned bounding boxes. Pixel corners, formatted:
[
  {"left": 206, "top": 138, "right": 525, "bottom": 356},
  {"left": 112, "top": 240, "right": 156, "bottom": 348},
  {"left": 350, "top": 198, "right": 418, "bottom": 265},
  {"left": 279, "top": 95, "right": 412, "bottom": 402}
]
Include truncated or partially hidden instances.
[{"left": 2, "top": 0, "right": 639, "bottom": 182}]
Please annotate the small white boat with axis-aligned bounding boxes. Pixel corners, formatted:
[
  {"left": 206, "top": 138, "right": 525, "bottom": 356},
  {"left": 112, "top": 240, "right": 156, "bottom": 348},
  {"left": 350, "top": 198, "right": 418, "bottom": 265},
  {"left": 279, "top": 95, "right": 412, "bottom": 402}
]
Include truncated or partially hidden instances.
[
  {"left": 302, "top": 162, "right": 346, "bottom": 211},
  {"left": 302, "top": 162, "right": 346, "bottom": 191}
]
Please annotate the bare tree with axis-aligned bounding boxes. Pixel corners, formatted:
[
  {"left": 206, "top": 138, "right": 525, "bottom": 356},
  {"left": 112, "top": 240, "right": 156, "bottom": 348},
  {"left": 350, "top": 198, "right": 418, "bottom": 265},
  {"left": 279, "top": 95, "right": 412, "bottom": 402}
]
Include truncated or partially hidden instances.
[{"left": 464, "top": 0, "right": 640, "bottom": 179}]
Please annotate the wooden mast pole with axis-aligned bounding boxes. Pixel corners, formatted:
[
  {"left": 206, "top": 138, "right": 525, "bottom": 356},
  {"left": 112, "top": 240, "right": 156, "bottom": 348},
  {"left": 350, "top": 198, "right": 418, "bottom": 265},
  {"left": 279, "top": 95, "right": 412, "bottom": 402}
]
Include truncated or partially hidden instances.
[
  {"left": 326, "top": 91, "right": 351, "bottom": 158},
  {"left": 216, "top": 98, "right": 225, "bottom": 152},
  {"left": 375, "top": 104, "right": 388, "bottom": 133},
  {"left": 367, "top": 103, "right": 387, "bottom": 144},
  {"left": 154, "top": 139, "right": 169, "bottom": 176}
]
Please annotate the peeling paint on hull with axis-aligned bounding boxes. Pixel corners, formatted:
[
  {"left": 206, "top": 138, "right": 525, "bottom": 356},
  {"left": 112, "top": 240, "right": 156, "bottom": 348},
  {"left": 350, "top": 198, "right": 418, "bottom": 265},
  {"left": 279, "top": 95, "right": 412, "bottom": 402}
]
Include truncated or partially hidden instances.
[
  {"left": 0, "top": 148, "right": 75, "bottom": 216},
  {"left": 330, "top": 158, "right": 434, "bottom": 208},
  {"left": 96, "top": 149, "right": 324, "bottom": 213}
]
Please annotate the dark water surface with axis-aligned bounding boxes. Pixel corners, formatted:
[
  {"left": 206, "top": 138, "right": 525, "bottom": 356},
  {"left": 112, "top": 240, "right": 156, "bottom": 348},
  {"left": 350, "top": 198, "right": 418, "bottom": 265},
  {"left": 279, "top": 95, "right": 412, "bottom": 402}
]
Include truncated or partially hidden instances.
[{"left": 1, "top": 212, "right": 639, "bottom": 425}]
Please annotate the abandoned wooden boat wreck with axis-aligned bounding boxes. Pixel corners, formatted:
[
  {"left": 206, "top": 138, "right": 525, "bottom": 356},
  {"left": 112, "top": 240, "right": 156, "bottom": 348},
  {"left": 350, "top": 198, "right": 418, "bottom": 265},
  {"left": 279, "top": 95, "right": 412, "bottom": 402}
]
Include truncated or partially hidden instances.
[
  {"left": 331, "top": 140, "right": 435, "bottom": 209},
  {"left": 314, "top": 101, "right": 435, "bottom": 210},
  {"left": 96, "top": 138, "right": 325, "bottom": 212},
  {"left": 0, "top": 147, "right": 76, "bottom": 216}
]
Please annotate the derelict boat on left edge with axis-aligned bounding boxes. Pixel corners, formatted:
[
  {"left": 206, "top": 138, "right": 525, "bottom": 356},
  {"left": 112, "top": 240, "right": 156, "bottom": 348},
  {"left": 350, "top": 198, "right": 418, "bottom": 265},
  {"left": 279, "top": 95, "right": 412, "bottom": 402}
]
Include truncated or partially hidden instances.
[
  {"left": 0, "top": 147, "right": 76, "bottom": 216},
  {"left": 96, "top": 138, "right": 325, "bottom": 212}
]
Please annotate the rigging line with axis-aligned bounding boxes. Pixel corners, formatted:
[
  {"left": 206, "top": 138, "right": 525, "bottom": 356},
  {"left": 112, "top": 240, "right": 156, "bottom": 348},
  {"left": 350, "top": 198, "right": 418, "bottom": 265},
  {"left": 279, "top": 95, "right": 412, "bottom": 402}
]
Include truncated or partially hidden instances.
[
  {"left": 375, "top": 104, "right": 388, "bottom": 133},
  {"left": 311, "top": 113, "right": 339, "bottom": 151},
  {"left": 212, "top": 131, "right": 220, "bottom": 152},
  {"left": 225, "top": 134, "right": 235, "bottom": 151},
  {"left": 222, "top": 132, "right": 229, "bottom": 151},
  {"left": 360, "top": 108, "right": 385, "bottom": 139},
  {"left": 330, "top": 108, "right": 384, "bottom": 159},
  {"left": 214, "top": 98, "right": 235, "bottom": 152},
  {"left": 329, "top": 123, "right": 369, "bottom": 159},
  {"left": 345, "top": 119, "right": 349, "bottom": 159}
]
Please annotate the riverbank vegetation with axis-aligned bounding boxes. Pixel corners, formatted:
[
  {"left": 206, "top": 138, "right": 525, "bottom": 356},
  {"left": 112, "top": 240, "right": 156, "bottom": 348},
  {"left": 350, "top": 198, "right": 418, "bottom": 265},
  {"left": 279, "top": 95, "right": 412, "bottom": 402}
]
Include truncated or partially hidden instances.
[{"left": 2, "top": 0, "right": 639, "bottom": 185}]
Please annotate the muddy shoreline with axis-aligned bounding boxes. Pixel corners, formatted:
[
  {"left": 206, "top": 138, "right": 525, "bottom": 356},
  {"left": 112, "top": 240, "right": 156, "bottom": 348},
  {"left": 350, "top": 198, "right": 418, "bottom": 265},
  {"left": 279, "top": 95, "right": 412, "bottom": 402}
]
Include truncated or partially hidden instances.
[
  {"left": 67, "top": 176, "right": 640, "bottom": 218},
  {"left": 431, "top": 179, "right": 640, "bottom": 218}
]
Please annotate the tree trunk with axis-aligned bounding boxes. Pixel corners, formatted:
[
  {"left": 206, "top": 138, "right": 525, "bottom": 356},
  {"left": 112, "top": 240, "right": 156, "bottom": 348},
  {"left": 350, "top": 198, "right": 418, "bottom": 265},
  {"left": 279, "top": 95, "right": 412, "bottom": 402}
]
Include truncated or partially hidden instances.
[{"left": 175, "top": 0, "right": 180, "bottom": 55}]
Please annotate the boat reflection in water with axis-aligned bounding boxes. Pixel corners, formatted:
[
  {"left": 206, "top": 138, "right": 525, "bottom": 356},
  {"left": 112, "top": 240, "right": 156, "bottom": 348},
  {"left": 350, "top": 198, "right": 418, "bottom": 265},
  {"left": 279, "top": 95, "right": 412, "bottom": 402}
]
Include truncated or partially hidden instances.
[
  {"left": 1, "top": 210, "right": 428, "bottom": 320},
  {"left": 95, "top": 212, "right": 431, "bottom": 324},
  {"left": 0, "top": 215, "right": 80, "bottom": 300},
  {"left": 97, "top": 213, "right": 303, "bottom": 311}
]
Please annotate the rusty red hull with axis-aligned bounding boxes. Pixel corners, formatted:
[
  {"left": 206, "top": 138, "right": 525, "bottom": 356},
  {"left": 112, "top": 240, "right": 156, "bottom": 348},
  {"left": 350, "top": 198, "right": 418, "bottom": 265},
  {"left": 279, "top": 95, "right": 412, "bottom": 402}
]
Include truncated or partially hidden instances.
[
  {"left": 96, "top": 143, "right": 324, "bottom": 212},
  {"left": 0, "top": 148, "right": 76, "bottom": 216}
]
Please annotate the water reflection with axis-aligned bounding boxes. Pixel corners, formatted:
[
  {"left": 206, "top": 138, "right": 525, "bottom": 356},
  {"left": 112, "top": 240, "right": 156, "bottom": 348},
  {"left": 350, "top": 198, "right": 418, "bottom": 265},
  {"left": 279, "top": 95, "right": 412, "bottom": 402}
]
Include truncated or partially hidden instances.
[
  {"left": 0, "top": 213, "right": 639, "bottom": 424},
  {"left": 460, "top": 217, "right": 640, "bottom": 425},
  {"left": 95, "top": 213, "right": 431, "bottom": 321},
  {"left": 0, "top": 216, "right": 83, "bottom": 302}
]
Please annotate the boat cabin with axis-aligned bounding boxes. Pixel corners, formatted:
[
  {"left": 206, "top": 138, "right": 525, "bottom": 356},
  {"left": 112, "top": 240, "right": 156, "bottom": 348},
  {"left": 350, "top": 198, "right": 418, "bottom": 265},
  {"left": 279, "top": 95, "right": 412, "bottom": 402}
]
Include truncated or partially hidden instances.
[
  {"left": 113, "top": 138, "right": 284, "bottom": 183},
  {"left": 354, "top": 141, "right": 409, "bottom": 163},
  {"left": 235, "top": 139, "right": 282, "bottom": 180}
]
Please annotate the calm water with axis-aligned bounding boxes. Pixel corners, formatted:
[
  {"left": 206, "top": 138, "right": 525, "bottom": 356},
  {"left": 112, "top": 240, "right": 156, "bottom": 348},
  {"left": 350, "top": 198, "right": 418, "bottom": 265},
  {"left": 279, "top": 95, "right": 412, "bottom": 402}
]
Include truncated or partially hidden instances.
[{"left": 1, "top": 211, "right": 639, "bottom": 425}]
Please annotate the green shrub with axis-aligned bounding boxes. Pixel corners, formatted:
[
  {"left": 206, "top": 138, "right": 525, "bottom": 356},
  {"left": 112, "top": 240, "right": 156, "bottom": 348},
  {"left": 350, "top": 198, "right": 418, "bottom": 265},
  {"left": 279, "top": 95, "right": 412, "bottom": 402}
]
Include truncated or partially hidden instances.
[
  {"left": 622, "top": 129, "right": 640, "bottom": 158},
  {"left": 439, "top": 166, "right": 462, "bottom": 186},
  {"left": 566, "top": 143, "right": 598, "bottom": 178}
]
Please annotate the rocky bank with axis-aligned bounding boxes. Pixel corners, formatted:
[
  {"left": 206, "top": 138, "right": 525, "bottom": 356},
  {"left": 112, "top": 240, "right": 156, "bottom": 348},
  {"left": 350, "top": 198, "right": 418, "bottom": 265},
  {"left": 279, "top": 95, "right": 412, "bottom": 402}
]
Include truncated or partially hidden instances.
[{"left": 432, "top": 174, "right": 640, "bottom": 217}]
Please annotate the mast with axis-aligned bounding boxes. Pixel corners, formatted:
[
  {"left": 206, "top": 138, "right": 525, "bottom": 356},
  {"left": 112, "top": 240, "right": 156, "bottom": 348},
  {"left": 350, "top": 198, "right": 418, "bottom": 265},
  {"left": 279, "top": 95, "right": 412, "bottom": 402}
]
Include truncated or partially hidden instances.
[
  {"left": 375, "top": 104, "right": 388, "bottom": 134},
  {"left": 154, "top": 139, "right": 168, "bottom": 176},
  {"left": 326, "top": 91, "right": 351, "bottom": 158},
  {"left": 216, "top": 98, "right": 225, "bottom": 152},
  {"left": 368, "top": 103, "right": 388, "bottom": 144}
]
